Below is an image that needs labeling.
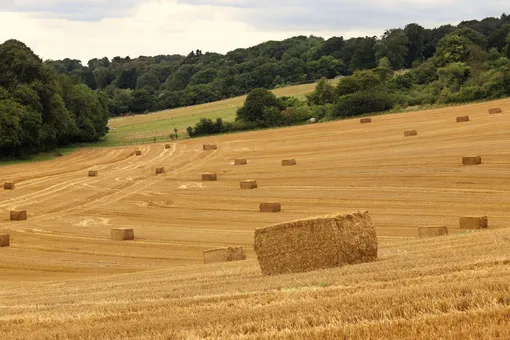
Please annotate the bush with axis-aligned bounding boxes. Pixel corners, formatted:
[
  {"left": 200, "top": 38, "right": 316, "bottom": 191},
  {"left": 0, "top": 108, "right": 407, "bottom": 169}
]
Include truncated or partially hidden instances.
[{"left": 332, "top": 91, "right": 394, "bottom": 118}]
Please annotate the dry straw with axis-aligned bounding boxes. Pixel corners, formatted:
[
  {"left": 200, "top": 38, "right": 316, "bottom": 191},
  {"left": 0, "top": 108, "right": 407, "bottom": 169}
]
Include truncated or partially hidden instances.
[
  {"left": 165, "top": 144, "right": 171, "bottom": 149},
  {"left": 360, "top": 118, "right": 372, "bottom": 124},
  {"left": 240, "top": 180, "right": 257, "bottom": 189},
  {"left": 254, "top": 211, "right": 377, "bottom": 275},
  {"left": 489, "top": 108, "right": 502, "bottom": 114},
  {"left": 202, "top": 173, "right": 217, "bottom": 181},
  {"left": 135, "top": 150, "right": 142, "bottom": 156},
  {"left": 462, "top": 156, "right": 482, "bottom": 165},
  {"left": 203, "top": 144, "right": 218, "bottom": 151},
  {"left": 4, "top": 182, "right": 14, "bottom": 190},
  {"left": 456, "top": 116, "right": 470, "bottom": 123},
  {"left": 155, "top": 167, "right": 165, "bottom": 174},
  {"left": 88, "top": 170, "right": 98, "bottom": 177},
  {"left": 0, "top": 234, "right": 10, "bottom": 247},
  {"left": 418, "top": 226, "right": 448, "bottom": 238},
  {"left": 260, "top": 203, "right": 281, "bottom": 212},
  {"left": 282, "top": 159, "right": 297, "bottom": 166},
  {"left": 460, "top": 216, "right": 488, "bottom": 229},
  {"left": 234, "top": 159, "right": 248, "bottom": 165},
  {"left": 404, "top": 130, "right": 418, "bottom": 137},
  {"left": 111, "top": 229, "right": 134, "bottom": 241},
  {"left": 10, "top": 210, "right": 27, "bottom": 221},
  {"left": 203, "top": 247, "right": 246, "bottom": 264}
]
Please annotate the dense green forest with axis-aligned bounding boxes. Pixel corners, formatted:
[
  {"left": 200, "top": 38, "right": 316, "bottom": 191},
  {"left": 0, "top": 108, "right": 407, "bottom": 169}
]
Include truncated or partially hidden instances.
[{"left": 2, "top": 13, "right": 510, "bottom": 157}]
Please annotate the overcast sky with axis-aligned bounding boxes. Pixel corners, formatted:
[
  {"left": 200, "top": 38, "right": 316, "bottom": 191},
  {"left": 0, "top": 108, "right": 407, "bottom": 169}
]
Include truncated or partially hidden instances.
[{"left": 0, "top": 0, "right": 507, "bottom": 63}]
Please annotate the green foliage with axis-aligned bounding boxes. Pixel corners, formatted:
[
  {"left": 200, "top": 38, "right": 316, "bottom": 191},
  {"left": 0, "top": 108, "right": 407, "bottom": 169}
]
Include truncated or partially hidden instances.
[
  {"left": 236, "top": 88, "right": 279, "bottom": 123},
  {"left": 332, "top": 91, "right": 394, "bottom": 118},
  {"left": 307, "top": 78, "right": 335, "bottom": 105}
]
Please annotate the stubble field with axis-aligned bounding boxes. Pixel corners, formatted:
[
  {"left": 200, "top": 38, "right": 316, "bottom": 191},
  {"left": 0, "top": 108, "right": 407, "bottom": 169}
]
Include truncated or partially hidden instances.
[{"left": 1, "top": 99, "right": 509, "bottom": 339}]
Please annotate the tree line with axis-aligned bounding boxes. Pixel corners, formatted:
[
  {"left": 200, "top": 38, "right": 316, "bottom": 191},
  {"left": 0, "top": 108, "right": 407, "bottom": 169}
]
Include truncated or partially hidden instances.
[
  {"left": 47, "top": 14, "right": 510, "bottom": 119},
  {"left": 0, "top": 40, "right": 108, "bottom": 159}
]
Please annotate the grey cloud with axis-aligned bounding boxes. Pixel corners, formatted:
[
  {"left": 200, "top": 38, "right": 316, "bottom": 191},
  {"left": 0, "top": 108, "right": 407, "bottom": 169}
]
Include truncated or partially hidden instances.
[{"left": 179, "top": 0, "right": 509, "bottom": 33}]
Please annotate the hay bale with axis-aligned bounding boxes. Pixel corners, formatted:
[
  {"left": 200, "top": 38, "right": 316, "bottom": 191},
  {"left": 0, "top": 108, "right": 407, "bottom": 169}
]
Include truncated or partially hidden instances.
[
  {"left": 282, "top": 159, "right": 297, "bottom": 166},
  {"left": 456, "top": 115, "right": 470, "bottom": 123},
  {"left": 404, "top": 130, "right": 418, "bottom": 137},
  {"left": 135, "top": 150, "right": 142, "bottom": 156},
  {"left": 165, "top": 144, "right": 171, "bottom": 149},
  {"left": 203, "top": 144, "right": 217, "bottom": 151},
  {"left": 10, "top": 210, "right": 27, "bottom": 221},
  {"left": 460, "top": 216, "right": 488, "bottom": 229},
  {"left": 55, "top": 152, "right": 63, "bottom": 157},
  {"left": 203, "top": 247, "right": 246, "bottom": 264},
  {"left": 254, "top": 211, "right": 377, "bottom": 275},
  {"left": 88, "top": 170, "right": 98, "bottom": 177},
  {"left": 462, "top": 156, "right": 482, "bottom": 165},
  {"left": 489, "top": 108, "right": 502, "bottom": 114},
  {"left": 418, "top": 226, "right": 448, "bottom": 238},
  {"left": 260, "top": 203, "right": 281, "bottom": 213},
  {"left": 234, "top": 159, "right": 247, "bottom": 165},
  {"left": 240, "top": 180, "right": 257, "bottom": 189},
  {"left": 360, "top": 118, "right": 372, "bottom": 124},
  {"left": 4, "top": 182, "right": 14, "bottom": 190},
  {"left": 202, "top": 173, "right": 217, "bottom": 181},
  {"left": 111, "top": 228, "right": 134, "bottom": 241},
  {"left": 155, "top": 167, "right": 165, "bottom": 174},
  {"left": 0, "top": 234, "right": 10, "bottom": 247}
]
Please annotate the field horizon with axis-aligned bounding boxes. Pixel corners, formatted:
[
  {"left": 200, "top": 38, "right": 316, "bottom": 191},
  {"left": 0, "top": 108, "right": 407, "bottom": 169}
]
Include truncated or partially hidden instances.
[{"left": 1, "top": 98, "right": 509, "bottom": 339}]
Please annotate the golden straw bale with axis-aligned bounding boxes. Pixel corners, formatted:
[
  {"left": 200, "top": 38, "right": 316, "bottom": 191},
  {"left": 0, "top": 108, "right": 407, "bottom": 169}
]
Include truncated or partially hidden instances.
[
  {"left": 240, "top": 180, "right": 257, "bottom": 189},
  {"left": 456, "top": 115, "right": 470, "bottom": 123},
  {"left": 203, "top": 247, "right": 246, "bottom": 264},
  {"left": 259, "top": 203, "right": 281, "bottom": 212},
  {"left": 234, "top": 159, "right": 248, "bottom": 165},
  {"left": 254, "top": 211, "right": 377, "bottom": 275},
  {"left": 111, "top": 229, "right": 135, "bottom": 241},
  {"left": 460, "top": 216, "right": 488, "bottom": 229},
  {"left": 404, "top": 130, "right": 418, "bottom": 137},
  {"left": 203, "top": 144, "right": 218, "bottom": 150},
  {"left": 165, "top": 144, "right": 171, "bottom": 149},
  {"left": 202, "top": 173, "right": 217, "bottom": 181},
  {"left": 88, "top": 170, "right": 98, "bottom": 177},
  {"left": 10, "top": 210, "right": 27, "bottom": 221},
  {"left": 282, "top": 159, "right": 297, "bottom": 166},
  {"left": 135, "top": 150, "right": 142, "bottom": 156},
  {"left": 360, "top": 118, "right": 372, "bottom": 124},
  {"left": 489, "top": 108, "right": 502, "bottom": 114},
  {"left": 4, "top": 182, "right": 14, "bottom": 190},
  {"left": 155, "top": 167, "right": 165, "bottom": 174},
  {"left": 418, "top": 226, "right": 448, "bottom": 238},
  {"left": 0, "top": 234, "right": 10, "bottom": 247},
  {"left": 462, "top": 156, "right": 482, "bottom": 165}
]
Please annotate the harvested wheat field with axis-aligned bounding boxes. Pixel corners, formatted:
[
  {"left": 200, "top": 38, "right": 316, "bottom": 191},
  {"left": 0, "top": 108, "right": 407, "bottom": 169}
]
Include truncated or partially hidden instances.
[{"left": 1, "top": 99, "right": 510, "bottom": 339}]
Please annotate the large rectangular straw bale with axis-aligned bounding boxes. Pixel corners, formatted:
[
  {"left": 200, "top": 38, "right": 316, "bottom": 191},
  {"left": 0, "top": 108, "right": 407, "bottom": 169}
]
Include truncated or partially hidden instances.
[
  {"left": 460, "top": 216, "right": 488, "bottom": 229},
  {"left": 360, "top": 118, "right": 372, "bottom": 124},
  {"left": 462, "top": 156, "right": 482, "bottom": 165},
  {"left": 10, "top": 210, "right": 27, "bottom": 221},
  {"left": 418, "top": 226, "right": 448, "bottom": 238},
  {"left": 404, "top": 130, "right": 418, "bottom": 137},
  {"left": 489, "top": 108, "right": 502, "bottom": 114},
  {"left": 240, "top": 180, "right": 257, "bottom": 189},
  {"left": 203, "top": 247, "right": 246, "bottom": 264},
  {"left": 88, "top": 170, "right": 98, "bottom": 177},
  {"left": 234, "top": 159, "right": 248, "bottom": 165},
  {"left": 4, "top": 182, "right": 14, "bottom": 190},
  {"left": 260, "top": 203, "right": 281, "bottom": 213},
  {"left": 456, "top": 115, "right": 470, "bottom": 123},
  {"left": 0, "top": 234, "right": 10, "bottom": 247},
  {"left": 135, "top": 150, "right": 142, "bottom": 156},
  {"left": 254, "top": 211, "right": 377, "bottom": 275},
  {"left": 165, "top": 144, "right": 171, "bottom": 149},
  {"left": 203, "top": 144, "right": 218, "bottom": 150},
  {"left": 282, "top": 159, "right": 296, "bottom": 166},
  {"left": 202, "top": 173, "right": 217, "bottom": 181},
  {"left": 111, "top": 228, "right": 134, "bottom": 241},
  {"left": 155, "top": 167, "right": 165, "bottom": 174}
]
